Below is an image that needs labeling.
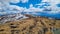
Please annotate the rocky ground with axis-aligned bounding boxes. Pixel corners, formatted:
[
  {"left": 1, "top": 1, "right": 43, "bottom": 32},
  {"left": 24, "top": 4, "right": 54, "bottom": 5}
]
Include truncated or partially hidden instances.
[{"left": 0, "top": 15, "right": 60, "bottom": 34}]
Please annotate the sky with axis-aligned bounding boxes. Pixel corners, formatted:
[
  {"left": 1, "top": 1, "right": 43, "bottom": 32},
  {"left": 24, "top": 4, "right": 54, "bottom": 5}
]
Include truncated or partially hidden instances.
[
  {"left": 0, "top": 0, "right": 60, "bottom": 19},
  {"left": 10, "top": 0, "right": 42, "bottom": 8}
]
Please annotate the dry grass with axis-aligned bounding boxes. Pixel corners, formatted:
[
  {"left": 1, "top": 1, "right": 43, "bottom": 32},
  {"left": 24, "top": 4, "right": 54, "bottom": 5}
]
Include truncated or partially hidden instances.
[{"left": 0, "top": 17, "right": 60, "bottom": 34}]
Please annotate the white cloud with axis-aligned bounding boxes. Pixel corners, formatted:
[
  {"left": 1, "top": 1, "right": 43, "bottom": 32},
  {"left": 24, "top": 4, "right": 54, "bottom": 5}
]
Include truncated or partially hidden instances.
[
  {"left": 42, "top": 0, "right": 60, "bottom": 3},
  {"left": 49, "top": 0, "right": 60, "bottom": 14},
  {"left": 42, "top": 0, "right": 48, "bottom": 2},
  {"left": 24, "top": 4, "right": 43, "bottom": 12},
  {"left": 0, "top": 0, "right": 10, "bottom": 3},
  {"left": 10, "top": 0, "right": 29, "bottom": 3},
  {"left": 0, "top": 0, "right": 25, "bottom": 14},
  {"left": 41, "top": 0, "right": 60, "bottom": 14},
  {"left": 0, "top": 12, "right": 7, "bottom": 15},
  {"left": 10, "top": 0, "right": 20, "bottom": 3},
  {"left": 0, "top": 0, "right": 43, "bottom": 15},
  {"left": 29, "top": 4, "right": 33, "bottom": 8},
  {"left": 21, "top": 0, "right": 28, "bottom": 3},
  {"left": 0, "top": 0, "right": 28, "bottom": 4},
  {"left": 9, "top": 5, "right": 25, "bottom": 11},
  {"left": 0, "top": 0, "right": 60, "bottom": 15}
]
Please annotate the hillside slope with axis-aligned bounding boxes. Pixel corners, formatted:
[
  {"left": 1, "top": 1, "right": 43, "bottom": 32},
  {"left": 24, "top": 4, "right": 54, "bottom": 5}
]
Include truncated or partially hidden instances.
[{"left": 0, "top": 15, "right": 60, "bottom": 34}]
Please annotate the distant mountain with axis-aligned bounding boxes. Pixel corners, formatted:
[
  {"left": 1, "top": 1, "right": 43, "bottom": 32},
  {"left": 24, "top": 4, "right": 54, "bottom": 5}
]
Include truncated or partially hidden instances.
[{"left": 0, "top": 13, "right": 28, "bottom": 24}]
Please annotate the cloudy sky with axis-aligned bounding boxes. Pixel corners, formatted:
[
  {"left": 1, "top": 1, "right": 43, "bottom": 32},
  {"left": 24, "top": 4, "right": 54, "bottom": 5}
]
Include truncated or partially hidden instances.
[{"left": 0, "top": 0, "right": 60, "bottom": 19}]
